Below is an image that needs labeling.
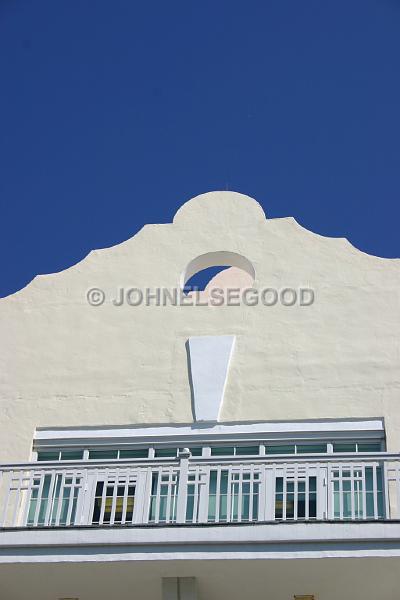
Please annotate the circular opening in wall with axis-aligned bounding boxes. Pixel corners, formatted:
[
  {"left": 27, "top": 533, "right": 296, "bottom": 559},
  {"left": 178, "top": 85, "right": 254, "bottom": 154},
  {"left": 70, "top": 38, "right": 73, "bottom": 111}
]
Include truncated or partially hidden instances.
[{"left": 181, "top": 251, "right": 255, "bottom": 296}]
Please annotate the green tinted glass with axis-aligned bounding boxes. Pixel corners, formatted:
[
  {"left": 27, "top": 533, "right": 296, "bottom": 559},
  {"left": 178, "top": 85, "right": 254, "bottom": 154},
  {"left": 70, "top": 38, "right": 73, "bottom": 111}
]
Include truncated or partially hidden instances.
[
  {"left": 89, "top": 450, "right": 118, "bottom": 460},
  {"left": 333, "top": 443, "right": 357, "bottom": 453},
  {"left": 297, "top": 444, "right": 327, "bottom": 454},
  {"left": 119, "top": 448, "right": 149, "bottom": 458},
  {"left": 265, "top": 445, "right": 295, "bottom": 455},
  {"left": 357, "top": 443, "right": 381, "bottom": 452},
  {"left": 235, "top": 446, "right": 259, "bottom": 456},
  {"left": 210, "top": 447, "right": 235, "bottom": 456},
  {"left": 154, "top": 448, "right": 177, "bottom": 458},
  {"left": 60, "top": 450, "right": 84, "bottom": 461},
  {"left": 37, "top": 451, "right": 60, "bottom": 462},
  {"left": 188, "top": 447, "right": 203, "bottom": 456}
]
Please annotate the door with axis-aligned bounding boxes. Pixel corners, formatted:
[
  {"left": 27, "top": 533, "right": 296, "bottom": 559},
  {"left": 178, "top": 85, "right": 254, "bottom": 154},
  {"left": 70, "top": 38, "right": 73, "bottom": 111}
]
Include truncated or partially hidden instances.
[
  {"left": 273, "top": 465, "right": 327, "bottom": 521},
  {"left": 26, "top": 470, "right": 84, "bottom": 527},
  {"left": 84, "top": 468, "right": 140, "bottom": 526},
  {"left": 327, "top": 463, "right": 384, "bottom": 520},
  {"left": 190, "top": 465, "right": 263, "bottom": 524}
]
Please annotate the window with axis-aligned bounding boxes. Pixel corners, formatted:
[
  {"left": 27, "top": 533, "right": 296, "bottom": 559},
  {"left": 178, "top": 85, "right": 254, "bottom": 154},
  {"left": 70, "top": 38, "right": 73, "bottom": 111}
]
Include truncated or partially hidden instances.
[
  {"left": 332, "top": 467, "right": 384, "bottom": 519},
  {"left": 154, "top": 448, "right": 177, "bottom": 458},
  {"left": 210, "top": 446, "right": 235, "bottom": 456},
  {"left": 266, "top": 445, "right": 296, "bottom": 455},
  {"left": 119, "top": 448, "right": 149, "bottom": 459},
  {"left": 37, "top": 451, "right": 60, "bottom": 462},
  {"left": 265, "top": 444, "right": 327, "bottom": 455},
  {"left": 235, "top": 445, "right": 260, "bottom": 456},
  {"left": 37, "top": 450, "right": 84, "bottom": 461},
  {"left": 332, "top": 441, "right": 382, "bottom": 453},
  {"left": 296, "top": 444, "right": 327, "bottom": 454},
  {"left": 210, "top": 445, "right": 259, "bottom": 456},
  {"left": 88, "top": 450, "right": 118, "bottom": 460},
  {"left": 27, "top": 473, "right": 81, "bottom": 526},
  {"left": 34, "top": 438, "right": 384, "bottom": 464},
  {"left": 207, "top": 469, "right": 261, "bottom": 523},
  {"left": 275, "top": 476, "right": 317, "bottom": 520},
  {"left": 187, "top": 447, "right": 203, "bottom": 456},
  {"left": 92, "top": 481, "right": 136, "bottom": 525}
]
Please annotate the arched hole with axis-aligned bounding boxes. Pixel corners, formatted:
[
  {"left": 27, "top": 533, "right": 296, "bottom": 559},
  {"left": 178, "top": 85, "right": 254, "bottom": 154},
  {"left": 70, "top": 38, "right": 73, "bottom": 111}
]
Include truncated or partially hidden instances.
[
  {"left": 184, "top": 266, "right": 231, "bottom": 294},
  {"left": 181, "top": 251, "right": 255, "bottom": 298}
]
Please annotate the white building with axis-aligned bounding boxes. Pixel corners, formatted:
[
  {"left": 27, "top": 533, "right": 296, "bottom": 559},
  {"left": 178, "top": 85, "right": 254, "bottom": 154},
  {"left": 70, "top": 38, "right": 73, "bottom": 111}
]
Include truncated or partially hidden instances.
[{"left": 0, "top": 191, "right": 400, "bottom": 599}]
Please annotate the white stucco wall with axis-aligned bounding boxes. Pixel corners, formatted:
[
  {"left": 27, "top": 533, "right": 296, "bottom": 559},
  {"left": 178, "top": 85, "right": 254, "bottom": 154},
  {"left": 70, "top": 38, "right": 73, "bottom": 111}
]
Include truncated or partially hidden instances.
[{"left": 0, "top": 191, "right": 399, "bottom": 461}]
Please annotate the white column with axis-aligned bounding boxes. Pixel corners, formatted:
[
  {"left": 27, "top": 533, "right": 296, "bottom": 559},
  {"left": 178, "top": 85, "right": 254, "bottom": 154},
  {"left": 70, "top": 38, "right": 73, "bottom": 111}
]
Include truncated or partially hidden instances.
[
  {"left": 176, "top": 449, "right": 190, "bottom": 524},
  {"left": 162, "top": 577, "right": 197, "bottom": 600}
]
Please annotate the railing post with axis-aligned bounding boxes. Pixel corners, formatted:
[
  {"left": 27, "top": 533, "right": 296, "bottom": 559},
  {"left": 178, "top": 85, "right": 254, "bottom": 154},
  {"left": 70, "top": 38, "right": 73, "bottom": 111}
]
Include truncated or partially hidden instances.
[
  {"left": 134, "top": 469, "right": 150, "bottom": 524},
  {"left": 383, "top": 461, "right": 391, "bottom": 519},
  {"left": 176, "top": 448, "right": 190, "bottom": 524}
]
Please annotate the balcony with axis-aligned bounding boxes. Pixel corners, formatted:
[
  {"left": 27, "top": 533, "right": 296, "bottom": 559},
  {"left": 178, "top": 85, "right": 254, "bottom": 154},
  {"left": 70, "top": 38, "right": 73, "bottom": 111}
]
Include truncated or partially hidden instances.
[
  {"left": 1, "top": 452, "right": 399, "bottom": 528},
  {"left": 1, "top": 453, "right": 400, "bottom": 599}
]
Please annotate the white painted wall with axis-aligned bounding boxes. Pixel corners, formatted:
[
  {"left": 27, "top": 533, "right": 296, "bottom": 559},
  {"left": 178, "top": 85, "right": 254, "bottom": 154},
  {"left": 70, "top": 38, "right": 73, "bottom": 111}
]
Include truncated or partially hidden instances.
[{"left": 0, "top": 191, "right": 399, "bottom": 461}]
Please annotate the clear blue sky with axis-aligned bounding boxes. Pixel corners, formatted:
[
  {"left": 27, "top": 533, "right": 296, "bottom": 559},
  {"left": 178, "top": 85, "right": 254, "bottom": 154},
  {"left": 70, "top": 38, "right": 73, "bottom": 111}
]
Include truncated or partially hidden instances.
[{"left": 1, "top": 1, "right": 400, "bottom": 298}]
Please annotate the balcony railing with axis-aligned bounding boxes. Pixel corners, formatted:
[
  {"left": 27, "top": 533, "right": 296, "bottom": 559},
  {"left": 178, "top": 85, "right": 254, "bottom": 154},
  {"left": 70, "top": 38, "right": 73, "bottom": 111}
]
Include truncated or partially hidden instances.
[{"left": 0, "top": 453, "right": 399, "bottom": 528}]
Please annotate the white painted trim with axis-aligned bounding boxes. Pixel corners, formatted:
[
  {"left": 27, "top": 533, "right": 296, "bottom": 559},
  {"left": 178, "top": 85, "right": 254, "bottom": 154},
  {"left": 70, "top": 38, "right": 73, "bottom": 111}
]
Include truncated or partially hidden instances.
[
  {"left": 188, "top": 335, "right": 236, "bottom": 422},
  {"left": 34, "top": 419, "right": 384, "bottom": 448},
  {"left": 0, "top": 522, "right": 399, "bottom": 564}
]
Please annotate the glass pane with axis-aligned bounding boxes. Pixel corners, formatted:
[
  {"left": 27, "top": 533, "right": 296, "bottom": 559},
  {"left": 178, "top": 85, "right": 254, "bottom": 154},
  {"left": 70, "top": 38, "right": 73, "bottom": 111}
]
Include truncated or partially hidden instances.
[
  {"left": 186, "top": 493, "right": 195, "bottom": 521},
  {"left": 296, "top": 444, "right": 327, "bottom": 454},
  {"left": 89, "top": 450, "right": 118, "bottom": 460},
  {"left": 242, "top": 493, "right": 250, "bottom": 520},
  {"left": 92, "top": 481, "right": 103, "bottom": 523},
  {"left": 151, "top": 473, "right": 158, "bottom": 495},
  {"left": 309, "top": 493, "right": 317, "bottom": 518},
  {"left": 235, "top": 446, "right": 259, "bottom": 456},
  {"left": 149, "top": 497, "right": 157, "bottom": 522},
  {"left": 342, "top": 493, "right": 352, "bottom": 518},
  {"left": 208, "top": 472, "right": 218, "bottom": 521},
  {"left": 219, "top": 493, "right": 227, "bottom": 521},
  {"left": 208, "top": 495, "right": 216, "bottom": 521},
  {"left": 333, "top": 443, "right": 357, "bottom": 453},
  {"left": 333, "top": 492, "right": 340, "bottom": 518},
  {"left": 210, "top": 446, "right": 235, "bottom": 456},
  {"left": 275, "top": 495, "right": 283, "bottom": 519},
  {"left": 252, "top": 494, "right": 259, "bottom": 520},
  {"left": 188, "top": 447, "right": 203, "bottom": 456},
  {"left": 357, "top": 443, "right": 382, "bottom": 452},
  {"left": 221, "top": 474, "right": 229, "bottom": 520},
  {"left": 376, "top": 467, "right": 383, "bottom": 492},
  {"left": 220, "top": 470, "right": 228, "bottom": 494},
  {"left": 209, "top": 471, "right": 217, "bottom": 494},
  {"left": 286, "top": 496, "right": 294, "bottom": 519},
  {"left": 298, "top": 493, "right": 306, "bottom": 518},
  {"left": 266, "top": 445, "right": 295, "bottom": 455},
  {"left": 365, "top": 467, "right": 374, "bottom": 491},
  {"left": 37, "top": 451, "right": 60, "bottom": 462},
  {"left": 125, "top": 495, "right": 135, "bottom": 522},
  {"left": 159, "top": 496, "right": 167, "bottom": 521},
  {"left": 119, "top": 448, "right": 149, "bottom": 459},
  {"left": 60, "top": 450, "right": 84, "bottom": 461},
  {"left": 154, "top": 448, "right": 177, "bottom": 458},
  {"left": 231, "top": 486, "right": 238, "bottom": 521},
  {"left": 366, "top": 493, "right": 374, "bottom": 517},
  {"left": 275, "top": 477, "right": 283, "bottom": 518}
]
